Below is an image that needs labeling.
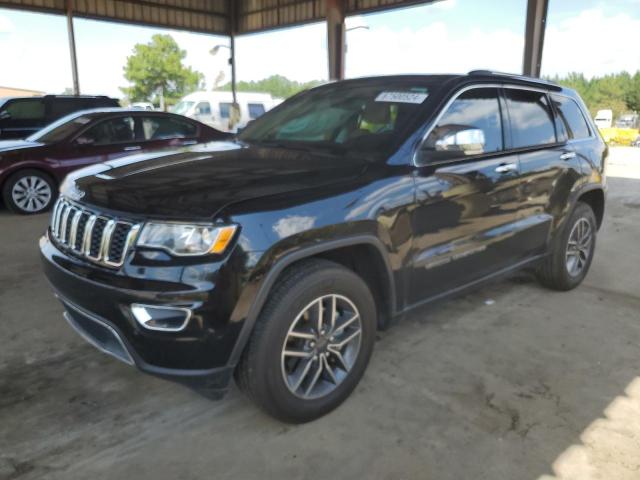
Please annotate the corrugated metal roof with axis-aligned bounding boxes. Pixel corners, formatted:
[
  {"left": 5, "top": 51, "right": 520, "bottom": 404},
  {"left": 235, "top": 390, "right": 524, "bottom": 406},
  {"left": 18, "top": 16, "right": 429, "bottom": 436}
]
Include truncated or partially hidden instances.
[
  {"left": 237, "top": 0, "right": 436, "bottom": 33},
  {"left": 0, "top": 0, "right": 229, "bottom": 34},
  {"left": 0, "top": 0, "right": 436, "bottom": 34}
]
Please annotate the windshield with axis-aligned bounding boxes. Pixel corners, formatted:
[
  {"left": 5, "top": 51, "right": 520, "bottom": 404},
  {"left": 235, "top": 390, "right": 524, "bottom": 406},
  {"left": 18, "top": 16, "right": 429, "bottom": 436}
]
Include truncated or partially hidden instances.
[
  {"left": 172, "top": 101, "right": 194, "bottom": 115},
  {"left": 27, "top": 112, "right": 93, "bottom": 143},
  {"left": 238, "top": 82, "right": 432, "bottom": 156}
]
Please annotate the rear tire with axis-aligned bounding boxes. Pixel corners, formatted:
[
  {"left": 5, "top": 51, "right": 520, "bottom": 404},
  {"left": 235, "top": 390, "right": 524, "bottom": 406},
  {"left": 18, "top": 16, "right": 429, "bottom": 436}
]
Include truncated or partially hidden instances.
[
  {"left": 537, "top": 202, "right": 597, "bottom": 291},
  {"left": 235, "top": 259, "right": 377, "bottom": 423},
  {"left": 2, "top": 169, "right": 56, "bottom": 215}
]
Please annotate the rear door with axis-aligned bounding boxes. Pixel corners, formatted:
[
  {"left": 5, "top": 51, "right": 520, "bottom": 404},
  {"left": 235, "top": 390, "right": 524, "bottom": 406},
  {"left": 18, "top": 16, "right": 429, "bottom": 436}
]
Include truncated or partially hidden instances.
[
  {"left": 550, "top": 93, "right": 601, "bottom": 174},
  {"left": 0, "top": 98, "right": 46, "bottom": 139},
  {"left": 408, "top": 86, "right": 523, "bottom": 305},
  {"left": 504, "top": 87, "right": 583, "bottom": 256}
]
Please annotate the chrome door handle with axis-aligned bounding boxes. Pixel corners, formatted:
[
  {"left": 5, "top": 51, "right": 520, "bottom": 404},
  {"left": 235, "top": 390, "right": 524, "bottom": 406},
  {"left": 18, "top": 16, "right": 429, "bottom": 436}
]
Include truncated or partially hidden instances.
[
  {"left": 181, "top": 140, "right": 198, "bottom": 145},
  {"left": 495, "top": 163, "right": 518, "bottom": 174},
  {"left": 124, "top": 146, "right": 141, "bottom": 151},
  {"left": 560, "top": 151, "right": 576, "bottom": 160}
]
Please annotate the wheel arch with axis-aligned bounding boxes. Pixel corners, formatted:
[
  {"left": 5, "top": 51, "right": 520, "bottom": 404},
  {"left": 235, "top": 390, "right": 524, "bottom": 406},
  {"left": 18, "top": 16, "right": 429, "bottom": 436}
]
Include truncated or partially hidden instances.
[
  {"left": 227, "top": 235, "right": 397, "bottom": 367},
  {"left": 576, "top": 187, "right": 605, "bottom": 229}
]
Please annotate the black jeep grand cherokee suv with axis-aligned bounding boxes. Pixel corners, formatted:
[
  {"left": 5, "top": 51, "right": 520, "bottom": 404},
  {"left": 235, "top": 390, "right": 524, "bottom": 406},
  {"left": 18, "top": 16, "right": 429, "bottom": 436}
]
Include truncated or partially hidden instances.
[{"left": 41, "top": 72, "right": 607, "bottom": 422}]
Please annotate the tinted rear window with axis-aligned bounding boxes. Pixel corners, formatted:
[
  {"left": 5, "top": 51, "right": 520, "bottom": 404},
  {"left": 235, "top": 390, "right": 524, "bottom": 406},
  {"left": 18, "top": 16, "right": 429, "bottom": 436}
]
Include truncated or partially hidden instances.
[
  {"left": 551, "top": 95, "right": 591, "bottom": 140},
  {"left": 505, "top": 89, "right": 556, "bottom": 148}
]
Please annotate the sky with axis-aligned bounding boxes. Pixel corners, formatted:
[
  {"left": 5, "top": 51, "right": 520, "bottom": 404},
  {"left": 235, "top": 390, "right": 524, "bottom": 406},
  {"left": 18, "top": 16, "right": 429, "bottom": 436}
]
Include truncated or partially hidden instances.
[{"left": 0, "top": 0, "right": 639, "bottom": 98}]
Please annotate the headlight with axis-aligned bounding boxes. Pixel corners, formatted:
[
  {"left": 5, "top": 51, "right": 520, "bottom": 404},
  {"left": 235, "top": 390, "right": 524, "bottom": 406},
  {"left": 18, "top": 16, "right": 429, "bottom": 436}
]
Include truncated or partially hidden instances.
[{"left": 137, "top": 223, "right": 237, "bottom": 256}]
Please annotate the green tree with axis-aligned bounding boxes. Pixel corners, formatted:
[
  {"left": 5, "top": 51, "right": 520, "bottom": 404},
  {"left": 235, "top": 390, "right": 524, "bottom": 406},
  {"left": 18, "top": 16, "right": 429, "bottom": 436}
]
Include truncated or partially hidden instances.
[
  {"left": 625, "top": 72, "right": 640, "bottom": 112},
  {"left": 547, "top": 70, "right": 640, "bottom": 120},
  {"left": 220, "top": 74, "right": 323, "bottom": 99},
  {"left": 120, "top": 34, "right": 204, "bottom": 107}
]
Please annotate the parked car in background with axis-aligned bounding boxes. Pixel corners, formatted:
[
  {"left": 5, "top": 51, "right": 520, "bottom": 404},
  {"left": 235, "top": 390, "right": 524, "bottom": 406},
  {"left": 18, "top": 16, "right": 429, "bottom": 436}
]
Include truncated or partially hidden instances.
[
  {"left": 0, "top": 95, "right": 119, "bottom": 139},
  {"left": 615, "top": 113, "right": 639, "bottom": 129},
  {"left": 1, "top": 108, "right": 228, "bottom": 214},
  {"left": 594, "top": 109, "right": 613, "bottom": 129},
  {"left": 172, "top": 91, "right": 280, "bottom": 132},
  {"left": 41, "top": 72, "right": 607, "bottom": 422},
  {"left": 131, "top": 102, "right": 155, "bottom": 111}
]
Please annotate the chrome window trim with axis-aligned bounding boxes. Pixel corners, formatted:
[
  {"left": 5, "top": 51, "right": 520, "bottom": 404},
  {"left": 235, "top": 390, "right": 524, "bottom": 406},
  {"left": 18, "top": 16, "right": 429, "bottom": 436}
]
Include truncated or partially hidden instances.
[{"left": 412, "top": 82, "right": 576, "bottom": 167}]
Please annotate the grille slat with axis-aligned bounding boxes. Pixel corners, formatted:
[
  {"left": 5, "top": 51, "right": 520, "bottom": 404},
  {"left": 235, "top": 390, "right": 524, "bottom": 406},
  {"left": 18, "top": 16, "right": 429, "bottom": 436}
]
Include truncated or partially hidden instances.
[{"left": 49, "top": 198, "right": 140, "bottom": 268}]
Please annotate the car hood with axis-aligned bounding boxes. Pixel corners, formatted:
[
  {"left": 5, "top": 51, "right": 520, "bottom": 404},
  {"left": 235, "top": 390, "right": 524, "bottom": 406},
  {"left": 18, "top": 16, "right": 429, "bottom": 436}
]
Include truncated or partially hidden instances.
[
  {"left": 68, "top": 140, "right": 368, "bottom": 219},
  {"left": 0, "top": 139, "right": 42, "bottom": 152}
]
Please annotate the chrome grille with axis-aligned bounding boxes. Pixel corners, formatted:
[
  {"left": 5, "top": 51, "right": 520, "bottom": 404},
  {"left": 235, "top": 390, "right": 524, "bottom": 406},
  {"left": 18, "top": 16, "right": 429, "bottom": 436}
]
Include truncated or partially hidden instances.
[{"left": 50, "top": 198, "right": 140, "bottom": 268}]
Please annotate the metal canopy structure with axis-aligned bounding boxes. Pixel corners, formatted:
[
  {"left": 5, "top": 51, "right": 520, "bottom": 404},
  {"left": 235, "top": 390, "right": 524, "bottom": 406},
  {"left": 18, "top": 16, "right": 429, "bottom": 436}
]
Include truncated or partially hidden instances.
[
  {"left": 0, "top": 0, "right": 438, "bottom": 35},
  {"left": 0, "top": 0, "right": 551, "bottom": 97}
]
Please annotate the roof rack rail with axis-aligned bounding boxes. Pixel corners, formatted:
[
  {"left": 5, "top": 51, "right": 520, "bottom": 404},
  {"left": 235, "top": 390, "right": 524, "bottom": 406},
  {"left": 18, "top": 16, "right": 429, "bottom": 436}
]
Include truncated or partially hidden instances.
[{"left": 467, "top": 70, "right": 561, "bottom": 90}]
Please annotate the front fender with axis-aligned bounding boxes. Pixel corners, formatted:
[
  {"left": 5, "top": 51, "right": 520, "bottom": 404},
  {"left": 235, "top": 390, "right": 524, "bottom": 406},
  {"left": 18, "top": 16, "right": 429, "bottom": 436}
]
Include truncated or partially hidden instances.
[{"left": 225, "top": 232, "right": 396, "bottom": 367}]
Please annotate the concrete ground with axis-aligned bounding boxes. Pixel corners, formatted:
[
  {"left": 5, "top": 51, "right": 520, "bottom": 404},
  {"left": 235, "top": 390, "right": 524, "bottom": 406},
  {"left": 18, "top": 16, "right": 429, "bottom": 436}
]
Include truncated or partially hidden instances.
[{"left": 1, "top": 147, "right": 639, "bottom": 480}]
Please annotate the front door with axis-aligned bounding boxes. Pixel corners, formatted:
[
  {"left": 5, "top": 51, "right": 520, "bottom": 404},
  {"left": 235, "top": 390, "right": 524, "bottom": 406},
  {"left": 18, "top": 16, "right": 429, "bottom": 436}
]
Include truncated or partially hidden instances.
[
  {"left": 54, "top": 115, "right": 141, "bottom": 177},
  {"left": 408, "top": 87, "right": 523, "bottom": 306}
]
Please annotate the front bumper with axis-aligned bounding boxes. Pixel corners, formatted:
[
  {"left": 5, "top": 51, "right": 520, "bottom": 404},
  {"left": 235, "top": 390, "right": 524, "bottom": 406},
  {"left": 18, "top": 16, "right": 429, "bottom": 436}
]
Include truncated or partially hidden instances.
[{"left": 40, "top": 232, "right": 246, "bottom": 397}]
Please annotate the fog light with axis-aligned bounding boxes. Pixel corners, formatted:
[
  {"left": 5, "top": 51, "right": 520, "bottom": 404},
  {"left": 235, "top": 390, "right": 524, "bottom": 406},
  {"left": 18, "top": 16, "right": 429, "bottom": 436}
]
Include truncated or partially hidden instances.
[{"left": 131, "top": 304, "right": 191, "bottom": 332}]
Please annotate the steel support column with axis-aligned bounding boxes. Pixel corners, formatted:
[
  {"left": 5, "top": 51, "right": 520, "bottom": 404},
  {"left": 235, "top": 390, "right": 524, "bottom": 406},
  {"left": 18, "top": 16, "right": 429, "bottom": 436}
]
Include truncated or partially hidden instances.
[
  {"left": 65, "top": 0, "right": 80, "bottom": 95},
  {"left": 229, "top": 0, "right": 238, "bottom": 106},
  {"left": 523, "top": 0, "right": 549, "bottom": 77},
  {"left": 326, "top": 0, "right": 346, "bottom": 81}
]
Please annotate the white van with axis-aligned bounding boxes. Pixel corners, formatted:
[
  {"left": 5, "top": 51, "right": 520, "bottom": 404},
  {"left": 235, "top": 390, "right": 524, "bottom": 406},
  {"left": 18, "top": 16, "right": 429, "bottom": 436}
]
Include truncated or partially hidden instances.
[
  {"left": 594, "top": 109, "right": 613, "bottom": 129},
  {"left": 171, "top": 91, "right": 280, "bottom": 132}
]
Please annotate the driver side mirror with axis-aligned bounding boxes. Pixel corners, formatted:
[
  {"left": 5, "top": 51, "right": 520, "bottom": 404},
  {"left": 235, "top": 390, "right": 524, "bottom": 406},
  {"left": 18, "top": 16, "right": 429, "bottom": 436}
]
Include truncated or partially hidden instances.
[
  {"left": 0, "top": 111, "right": 11, "bottom": 120},
  {"left": 417, "top": 126, "right": 486, "bottom": 165}
]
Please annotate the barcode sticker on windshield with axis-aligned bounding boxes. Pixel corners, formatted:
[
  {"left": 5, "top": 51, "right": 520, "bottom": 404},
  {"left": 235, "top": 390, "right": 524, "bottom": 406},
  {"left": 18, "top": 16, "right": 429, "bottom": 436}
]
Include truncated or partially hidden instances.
[{"left": 375, "top": 91, "right": 428, "bottom": 104}]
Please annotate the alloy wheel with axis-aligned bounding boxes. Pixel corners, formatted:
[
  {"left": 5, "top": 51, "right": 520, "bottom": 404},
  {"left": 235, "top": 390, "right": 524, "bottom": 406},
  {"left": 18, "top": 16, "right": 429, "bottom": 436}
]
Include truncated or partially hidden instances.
[
  {"left": 281, "top": 294, "right": 362, "bottom": 400},
  {"left": 11, "top": 176, "right": 52, "bottom": 213},
  {"left": 565, "top": 217, "right": 593, "bottom": 277}
]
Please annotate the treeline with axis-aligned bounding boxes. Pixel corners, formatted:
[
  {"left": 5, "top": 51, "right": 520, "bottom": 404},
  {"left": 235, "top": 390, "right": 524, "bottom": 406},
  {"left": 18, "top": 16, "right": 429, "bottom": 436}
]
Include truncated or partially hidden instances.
[
  {"left": 220, "top": 74, "right": 323, "bottom": 99},
  {"left": 221, "top": 71, "right": 640, "bottom": 122},
  {"left": 547, "top": 71, "right": 640, "bottom": 120}
]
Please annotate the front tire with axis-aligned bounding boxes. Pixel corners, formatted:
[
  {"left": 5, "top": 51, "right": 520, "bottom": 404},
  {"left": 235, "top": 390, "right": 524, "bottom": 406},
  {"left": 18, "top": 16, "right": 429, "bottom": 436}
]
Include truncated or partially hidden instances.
[
  {"left": 235, "top": 259, "right": 377, "bottom": 423},
  {"left": 2, "top": 169, "right": 56, "bottom": 215},
  {"left": 537, "top": 202, "right": 597, "bottom": 291}
]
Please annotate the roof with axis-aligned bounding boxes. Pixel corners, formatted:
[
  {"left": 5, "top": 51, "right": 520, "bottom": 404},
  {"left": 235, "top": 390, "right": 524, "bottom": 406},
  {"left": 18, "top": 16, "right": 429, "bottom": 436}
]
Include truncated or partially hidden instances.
[
  {"left": 305, "top": 72, "right": 563, "bottom": 92},
  {"left": 0, "top": 0, "right": 441, "bottom": 35}
]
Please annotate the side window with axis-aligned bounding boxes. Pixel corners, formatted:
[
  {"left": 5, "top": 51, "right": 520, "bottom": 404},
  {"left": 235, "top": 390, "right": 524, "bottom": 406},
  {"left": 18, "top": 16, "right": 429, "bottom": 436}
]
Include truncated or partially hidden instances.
[
  {"left": 50, "top": 99, "right": 83, "bottom": 118},
  {"left": 219, "top": 102, "right": 232, "bottom": 119},
  {"left": 248, "top": 103, "right": 266, "bottom": 119},
  {"left": 551, "top": 95, "right": 591, "bottom": 140},
  {"left": 505, "top": 89, "right": 556, "bottom": 148},
  {"left": 76, "top": 116, "right": 135, "bottom": 145},
  {"left": 3, "top": 99, "right": 45, "bottom": 120},
  {"left": 196, "top": 102, "right": 211, "bottom": 115},
  {"left": 418, "top": 88, "right": 503, "bottom": 164},
  {"left": 141, "top": 116, "right": 197, "bottom": 140}
]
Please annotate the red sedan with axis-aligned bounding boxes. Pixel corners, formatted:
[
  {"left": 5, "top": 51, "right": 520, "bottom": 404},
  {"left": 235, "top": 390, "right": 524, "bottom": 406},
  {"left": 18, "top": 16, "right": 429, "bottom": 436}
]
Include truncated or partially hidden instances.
[{"left": 0, "top": 108, "right": 229, "bottom": 214}]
